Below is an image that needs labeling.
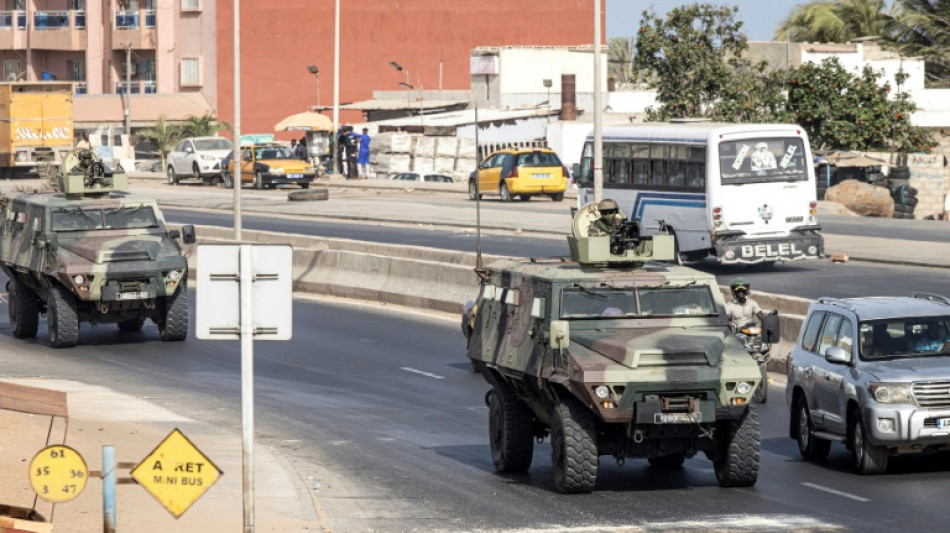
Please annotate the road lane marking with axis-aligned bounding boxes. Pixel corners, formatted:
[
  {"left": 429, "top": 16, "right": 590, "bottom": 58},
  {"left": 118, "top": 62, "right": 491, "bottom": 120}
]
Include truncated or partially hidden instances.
[
  {"left": 802, "top": 482, "right": 870, "bottom": 502},
  {"left": 401, "top": 367, "right": 445, "bottom": 379},
  {"left": 486, "top": 514, "right": 844, "bottom": 532}
]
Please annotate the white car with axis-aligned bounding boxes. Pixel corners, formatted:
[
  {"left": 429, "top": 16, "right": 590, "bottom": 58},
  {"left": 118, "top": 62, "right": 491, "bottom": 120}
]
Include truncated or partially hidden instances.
[{"left": 167, "top": 137, "right": 233, "bottom": 185}]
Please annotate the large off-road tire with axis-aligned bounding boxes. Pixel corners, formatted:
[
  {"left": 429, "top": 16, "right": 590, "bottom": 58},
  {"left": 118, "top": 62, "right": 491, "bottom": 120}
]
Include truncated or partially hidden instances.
[
  {"left": 254, "top": 171, "right": 264, "bottom": 190},
  {"left": 713, "top": 407, "right": 760, "bottom": 488},
  {"left": 500, "top": 182, "right": 512, "bottom": 202},
  {"left": 489, "top": 386, "right": 534, "bottom": 473},
  {"left": 849, "top": 414, "right": 888, "bottom": 475},
  {"left": 117, "top": 317, "right": 145, "bottom": 332},
  {"left": 158, "top": 286, "right": 188, "bottom": 342},
  {"left": 9, "top": 279, "right": 40, "bottom": 338},
  {"left": 468, "top": 181, "right": 482, "bottom": 201},
  {"left": 753, "top": 363, "right": 768, "bottom": 404},
  {"left": 648, "top": 453, "right": 686, "bottom": 468},
  {"left": 167, "top": 166, "right": 178, "bottom": 185},
  {"left": 47, "top": 286, "right": 79, "bottom": 348},
  {"left": 795, "top": 396, "right": 831, "bottom": 460},
  {"left": 551, "top": 399, "right": 598, "bottom": 493}
]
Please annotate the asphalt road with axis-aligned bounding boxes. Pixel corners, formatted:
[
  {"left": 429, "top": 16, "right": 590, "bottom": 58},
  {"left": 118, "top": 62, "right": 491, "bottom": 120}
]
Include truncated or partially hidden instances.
[
  {"left": 164, "top": 208, "right": 950, "bottom": 300},
  {"left": 1, "top": 293, "right": 948, "bottom": 532}
]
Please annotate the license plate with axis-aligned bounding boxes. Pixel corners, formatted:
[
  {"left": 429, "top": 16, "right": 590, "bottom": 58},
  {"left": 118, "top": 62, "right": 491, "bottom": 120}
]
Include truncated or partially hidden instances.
[
  {"left": 937, "top": 417, "right": 950, "bottom": 429},
  {"left": 117, "top": 291, "right": 148, "bottom": 301},
  {"left": 655, "top": 412, "right": 700, "bottom": 424},
  {"left": 289, "top": 173, "right": 302, "bottom": 179},
  {"left": 532, "top": 173, "right": 550, "bottom": 179}
]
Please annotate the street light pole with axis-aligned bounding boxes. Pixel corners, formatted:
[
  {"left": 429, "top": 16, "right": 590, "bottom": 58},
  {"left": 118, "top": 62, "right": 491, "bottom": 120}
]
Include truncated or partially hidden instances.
[
  {"left": 389, "top": 61, "right": 410, "bottom": 107},
  {"left": 307, "top": 65, "right": 319, "bottom": 108},
  {"left": 592, "top": 0, "right": 604, "bottom": 203},
  {"left": 332, "top": 0, "right": 340, "bottom": 177}
]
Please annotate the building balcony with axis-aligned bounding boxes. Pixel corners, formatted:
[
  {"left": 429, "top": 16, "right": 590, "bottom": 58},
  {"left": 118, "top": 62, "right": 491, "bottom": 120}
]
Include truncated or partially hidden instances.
[
  {"left": 112, "top": 10, "right": 157, "bottom": 50},
  {"left": 0, "top": 11, "right": 30, "bottom": 49},
  {"left": 116, "top": 80, "right": 157, "bottom": 95},
  {"left": 25, "top": 10, "right": 87, "bottom": 51}
]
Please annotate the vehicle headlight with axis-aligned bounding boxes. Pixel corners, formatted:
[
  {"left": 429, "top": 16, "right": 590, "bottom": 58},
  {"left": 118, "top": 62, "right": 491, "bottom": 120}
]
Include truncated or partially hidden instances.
[
  {"left": 168, "top": 270, "right": 180, "bottom": 280},
  {"left": 73, "top": 275, "right": 84, "bottom": 284},
  {"left": 868, "top": 383, "right": 914, "bottom": 404},
  {"left": 200, "top": 154, "right": 216, "bottom": 161},
  {"left": 594, "top": 386, "right": 610, "bottom": 399},
  {"left": 736, "top": 382, "right": 753, "bottom": 395},
  {"left": 271, "top": 167, "right": 284, "bottom": 174},
  {"left": 305, "top": 167, "right": 316, "bottom": 173}
]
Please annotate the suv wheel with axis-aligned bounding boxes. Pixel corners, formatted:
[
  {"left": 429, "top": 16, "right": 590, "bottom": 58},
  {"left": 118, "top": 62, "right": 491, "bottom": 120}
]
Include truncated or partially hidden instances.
[
  {"left": 500, "top": 182, "right": 512, "bottom": 202},
  {"left": 47, "top": 286, "right": 79, "bottom": 348},
  {"left": 489, "top": 386, "right": 534, "bottom": 473},
  {"left": 551, "top": 399, "right": 597, "bottom": 493},
  {"left": 158, "top": 286, "right": 188, "bottom": 341},
  {"left": 850, "top": 415, "right": 888, "bottom": 475},
  {"left": 550, "top": 193, "right": 565, "bottom": 202},
  {"left": 193, "top": 163, "right": 202, "bottom": 181},
  {"left": 254, "top": 171, "right": 264, "bottom": 190},
  {"left": 468, "top": 181, "right": 482, "bottom": 201},
  {"left": 9, "top": 279, "right": 40, "bottom": 338},
  {"left": 222, "top": 173, "right": 234, "bottom": 189},
  {"left": 167, "top": 167, "right": 178, "bottom": 185},
  {"left": 518, "top": 194, "right": 531, "bottom": 202},
  {"left": 713, "top": 407, "right": 760, "bottom": 487},
  {"left": 795, "top": 396, "right": 831, "bottom": 460}
]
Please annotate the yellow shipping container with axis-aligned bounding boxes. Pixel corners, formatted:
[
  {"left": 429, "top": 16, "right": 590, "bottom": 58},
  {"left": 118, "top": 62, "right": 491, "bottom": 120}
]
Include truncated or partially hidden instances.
[{"left": 0, "top": 82, "right": 74, "bottom": 178}]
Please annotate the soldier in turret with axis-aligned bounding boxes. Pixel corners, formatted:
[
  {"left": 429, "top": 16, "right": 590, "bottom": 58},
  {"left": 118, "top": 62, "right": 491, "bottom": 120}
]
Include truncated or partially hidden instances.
[{"left": 588, "top": 198, "right": 626, "bottom": 236}]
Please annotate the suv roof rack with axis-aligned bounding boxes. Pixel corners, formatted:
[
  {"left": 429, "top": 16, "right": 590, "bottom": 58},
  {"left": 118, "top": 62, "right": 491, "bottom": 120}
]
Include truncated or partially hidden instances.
[
  {"left": 816, "top": 297, "right": 857, "bottom": 312},
  {"left": 913, "top": 292, "right": 950, "bottom": 305}
]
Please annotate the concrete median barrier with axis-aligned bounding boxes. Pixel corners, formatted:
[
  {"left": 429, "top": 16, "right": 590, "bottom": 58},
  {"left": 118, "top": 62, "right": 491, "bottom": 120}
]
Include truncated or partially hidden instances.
[{"left": 182, "top": 225, "right": 809, "bottom": 369}]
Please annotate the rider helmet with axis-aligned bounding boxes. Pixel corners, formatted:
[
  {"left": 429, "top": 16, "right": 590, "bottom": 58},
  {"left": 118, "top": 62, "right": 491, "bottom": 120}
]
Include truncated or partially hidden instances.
[
  {"left": 730, "top": 277, "right": 750, "bottom": 297},
  {"left": 598, "top": 198, "right": 619, "bottom": 216}
]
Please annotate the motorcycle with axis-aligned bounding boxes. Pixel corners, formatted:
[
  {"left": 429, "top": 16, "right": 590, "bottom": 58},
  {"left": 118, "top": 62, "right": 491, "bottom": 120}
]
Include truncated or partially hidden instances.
[{"left": 734, "top": 311, "right": 780, "bottom": 404}]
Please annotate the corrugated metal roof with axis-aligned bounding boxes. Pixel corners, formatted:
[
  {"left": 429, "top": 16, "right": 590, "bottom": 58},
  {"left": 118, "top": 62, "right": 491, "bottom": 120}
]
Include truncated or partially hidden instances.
[
  {"left": 365, "top": 106, "right": 555, "bottom": 128},
  {"left": 314, "top": 99, "right": 468, "bottom": 111},
  {"left": 74, "top": 93, "right": 214, "bottom": 126}
]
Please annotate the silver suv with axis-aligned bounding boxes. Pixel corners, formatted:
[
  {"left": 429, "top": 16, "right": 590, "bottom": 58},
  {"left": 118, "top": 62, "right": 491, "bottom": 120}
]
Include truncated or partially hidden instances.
[{"left": 786, "top": 293, "right": 950, "bottom": 474}]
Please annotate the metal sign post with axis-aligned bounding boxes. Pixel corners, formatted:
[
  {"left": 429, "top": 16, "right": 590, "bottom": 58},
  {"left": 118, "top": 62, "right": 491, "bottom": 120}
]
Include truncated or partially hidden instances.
[{"left": 196, "top": 244, "right": 293, "bottom": 533}]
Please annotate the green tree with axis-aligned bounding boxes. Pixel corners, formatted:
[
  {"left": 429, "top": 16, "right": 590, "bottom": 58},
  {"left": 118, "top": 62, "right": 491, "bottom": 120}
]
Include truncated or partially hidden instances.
[
  {"left": 892, "top": 0, "right": 950, "bottom": 86},
  {"left": 608, "top": 37, "right": 636, "bottom": 87},
  {"left": 786, "top": 57, "right": 935, "bottom": 152},
  {"left": 135, "top": 116, "right": 179, "bottom": 172},
  {"left": 635, "top": 3, "right": 750, "bottom": 120},
  {"left": 176, "top": 114, "right": 231, "bottom": 138},
  {"left": 774, "top": 0, "right": 900, "bottom": 42}
]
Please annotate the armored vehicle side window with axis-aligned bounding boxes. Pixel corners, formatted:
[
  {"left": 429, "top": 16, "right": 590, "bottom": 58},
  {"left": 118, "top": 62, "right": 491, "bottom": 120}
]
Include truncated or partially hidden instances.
[
  {"left": 103, "top": 206, "right": 158, "bottom": 229},
  {"left": 52, "top": 207, "right": 103, "bottom": 230},
  {"left": 800, "top": 311, "right": 825, "bottom": 352},
  {"left": 639, "top": 287, "right": 716, "bottom": 316},
  {"left": 562, "top": 289, "right": 638, "bottom": 318},
  {"left": 561, "top": 286, "right": 716, "bottom": 319},
  {"left": 52, "top": 206, "right": 158, "bottom": 231},
  {"left": 816, "top": 313, "right": 844, "bottom": 356}
]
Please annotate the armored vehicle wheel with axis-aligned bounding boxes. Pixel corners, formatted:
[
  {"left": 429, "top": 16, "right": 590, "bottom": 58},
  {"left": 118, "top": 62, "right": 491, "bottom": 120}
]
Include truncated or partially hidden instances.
[
  {"left": 551, "top": 399, "right": 598, "bottom": 493},
  {"left": 468, "top": 181, "right": 482, "bottom": 201},
  {"left": 753, "top": 364, "right": 768, "bottom": 404},
  {"left": 47, "top": 287, "right": 79, "bottom": 348},
  {"left": 648, "top": 453, "right": 686, "bottom": 468},
  {"left": 849, "top": 414, "right": 888, "bottom": 475},
  {"left": 550, "top": 193, "right": 564, "bottom": 202},
  {"left": 254, "top": 171, "right": 264, "bottom": 190},
  {"left": 500, "top": 183, "right": 512, "bottom": 202},
  {"left": 167, "top": 167, "right": 178, "bottom": 185},
  {"left": 9, "top": 279, "right": 40, "bottom": 338},
  {"left": 489, "top": 386, "right": 534, "bottom": 473},
  {"left": 158, "top": 286, "right": 188, "bottom": 341},
  {"left": 117, "top": 318, "right": 145, "bottom": 332},
  {"left": 222, "top": 173, "right": 234, "bottom": 189},
  {"left": 795, "top": 396, "right": 830, "bottom": 460},
  {"left": 712, "top": 407, "right": 760, "bottom": 488}
]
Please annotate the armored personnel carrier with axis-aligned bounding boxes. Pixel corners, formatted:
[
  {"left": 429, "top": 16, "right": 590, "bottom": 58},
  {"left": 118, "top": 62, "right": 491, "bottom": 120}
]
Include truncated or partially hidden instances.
[
  {"left": 462, "top": 202, "right": 762, "bottom": 493},
  {"left": 1, "top": 150, "right": 196, "bottom": 348}
]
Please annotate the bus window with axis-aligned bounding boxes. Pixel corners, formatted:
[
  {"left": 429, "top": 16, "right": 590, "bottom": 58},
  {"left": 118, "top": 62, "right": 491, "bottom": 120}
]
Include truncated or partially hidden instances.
[
  {"left": 633, "top": 159, "right": 649, "bottom": 185},
  {"left": 719, "top": 138, "right": 808, "bottom": 183},
  {"left": 668, "top": 160, "right": 687, "bottom": 187},
  {"left": 687, "top": 162, "right": 705, "bottom": 188},
  {"left": 650, "top": 159, "right": 666, "bottom": 186}
]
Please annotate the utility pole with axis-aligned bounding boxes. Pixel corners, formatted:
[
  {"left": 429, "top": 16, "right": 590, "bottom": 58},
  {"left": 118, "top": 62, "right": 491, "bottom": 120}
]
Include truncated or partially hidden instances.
[
  {"left": 592, "top": 0, "right": 603, "bottom": 203},
  {"left": 233, "top": 0, "right": 242, "bottom": 241},
  {"left": 124, "top": 43, "right": 132, "bottom": 138},
  {"left": 332, "top": 0, "right": 340, "bottom": 178}
]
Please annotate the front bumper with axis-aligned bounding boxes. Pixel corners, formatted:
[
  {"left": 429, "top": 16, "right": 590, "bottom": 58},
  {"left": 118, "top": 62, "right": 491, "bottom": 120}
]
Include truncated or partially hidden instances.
[
  {"left": 262, "top": 172, "right": 316, "bottom": 186},
  {"left": 196, "top": 160, "right": 223, "bottom": 176},
  {"left": 713, "top": 229, "right": 823, "bottom": 264},
  {"left": 863, "top": 404, "right": 950, "bottom": 448}
]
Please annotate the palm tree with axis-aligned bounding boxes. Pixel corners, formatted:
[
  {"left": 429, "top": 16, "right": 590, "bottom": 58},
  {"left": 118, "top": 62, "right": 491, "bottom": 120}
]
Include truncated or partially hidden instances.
[
  {"left": 608, "top": 37, "right": 635, "bottom": 88},
  {"left": 892, "top": 0, "right": 950, "bottom": 86},
  {"left": 135, "top": 116, "right": 179, "bottom": 172},
  {"left": 775, "top": 0, "right": 900, "bottom": 42},
  {"left": 176, "top": 114, "right": 231, "bottom": 138}
]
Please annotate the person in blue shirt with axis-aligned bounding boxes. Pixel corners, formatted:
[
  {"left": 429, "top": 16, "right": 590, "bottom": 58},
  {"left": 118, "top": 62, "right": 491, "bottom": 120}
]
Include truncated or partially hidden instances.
[
  {"left": 355, "top": 128, "right": 371, "bottom": 179},
  {"left": 909, "top": 322, "right": 950, "bottom": 353}
]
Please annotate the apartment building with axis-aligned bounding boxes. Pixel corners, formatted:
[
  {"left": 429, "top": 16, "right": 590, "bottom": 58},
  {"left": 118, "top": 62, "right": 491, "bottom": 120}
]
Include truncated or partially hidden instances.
[{"left": 0, "top": 0, "right": 217, "bottom": 139}]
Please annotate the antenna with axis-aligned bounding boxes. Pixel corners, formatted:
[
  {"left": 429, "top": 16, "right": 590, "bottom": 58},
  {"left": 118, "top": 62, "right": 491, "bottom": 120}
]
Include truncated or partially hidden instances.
[{"left": 473, "top": 100, "right": 487, "bottom": 281}]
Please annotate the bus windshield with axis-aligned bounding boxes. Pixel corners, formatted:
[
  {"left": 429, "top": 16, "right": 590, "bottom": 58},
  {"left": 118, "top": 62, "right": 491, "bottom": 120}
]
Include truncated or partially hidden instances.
[
  {"left": 718, "top": 137, "right": 808, "bottom": 184},
  {"left": 561, "top": 286, "right": 717, "bottom": 319}
]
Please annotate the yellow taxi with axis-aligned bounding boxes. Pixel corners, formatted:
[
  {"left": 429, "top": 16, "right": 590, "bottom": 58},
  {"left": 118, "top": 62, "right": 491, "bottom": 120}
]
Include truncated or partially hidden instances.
[
  {"left": 228, "top": 143, "right": 317, "bottom": 189},
  {"left": 468, "top": 147, "right": 568, "bottom": 202}
]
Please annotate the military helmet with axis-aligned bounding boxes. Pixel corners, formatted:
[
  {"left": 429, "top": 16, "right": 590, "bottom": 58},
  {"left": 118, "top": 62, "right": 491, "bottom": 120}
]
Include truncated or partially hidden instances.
[
  {"left": 598, "top": 198, "right": 619, "bottom": 215},
  {"left": 730, "top": 277, "right": 750, "bottom": 294}
]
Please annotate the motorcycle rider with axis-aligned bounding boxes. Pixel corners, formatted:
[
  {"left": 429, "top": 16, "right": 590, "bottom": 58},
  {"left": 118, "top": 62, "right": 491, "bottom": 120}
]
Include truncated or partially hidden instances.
[{"left": 725, "top": 277, "right": 765, "bottom": 331}]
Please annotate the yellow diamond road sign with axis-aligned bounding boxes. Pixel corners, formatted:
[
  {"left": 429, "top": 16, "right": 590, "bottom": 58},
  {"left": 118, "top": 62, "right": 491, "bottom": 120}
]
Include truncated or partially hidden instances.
[{"left": 132, "top": 428, "right": 222, "bottom": 518}]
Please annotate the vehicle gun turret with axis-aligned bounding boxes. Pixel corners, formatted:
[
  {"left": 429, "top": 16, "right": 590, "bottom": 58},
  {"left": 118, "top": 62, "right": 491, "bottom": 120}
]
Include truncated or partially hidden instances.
[
  {"left": 56, "top": 150, "right": 128, "bottom": 197},
  {"left": 567, "top": 202, "right": 675, "bottom": 265}
]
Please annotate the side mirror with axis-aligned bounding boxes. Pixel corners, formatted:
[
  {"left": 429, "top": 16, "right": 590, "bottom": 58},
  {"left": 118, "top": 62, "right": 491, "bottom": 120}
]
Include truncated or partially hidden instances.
[
  {"left": 549, "top": 320, "right": 570, "bottom": 350},
  {"left": 571, "top": 163, "right": 580, "bottom": 177},
  {"left": 824, "top": 345, "right": 851, "bottom": 364},
  {"left": 180, "top": 224, "right": 196, "bottom": 244},
  {"left": 168, "top": 229, "right": 180, "bottom": 240}
]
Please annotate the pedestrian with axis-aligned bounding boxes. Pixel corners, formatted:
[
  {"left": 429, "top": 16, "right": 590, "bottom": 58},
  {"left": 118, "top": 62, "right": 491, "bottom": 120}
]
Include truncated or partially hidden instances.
[
  {"left": 337, "top": 127, "right": 349, "bottom": 174},
  {"left": 355, "top": 127, "right": 371, "bottom": 178},
  {"left": 289, "top": 138, "right": 297, "bottom": 157},
  {"left": 296, "top": 137, "right": 308, "bottom": 161},
  {"left": 345, "top": 128, "right": 359, "bottom": 179},
  {"left": 74, "top": 132, "right": 91, "bottom": 151}
]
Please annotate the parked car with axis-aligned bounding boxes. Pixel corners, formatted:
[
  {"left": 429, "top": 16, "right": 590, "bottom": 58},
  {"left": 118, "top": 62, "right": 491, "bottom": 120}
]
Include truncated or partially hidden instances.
[
  {"left": 468, "top": 147, "right": 568, "bottom": 202},
  {"left": 786, "top": 293, "right": 950, "bottom": 474},
  {"left": 227, "top": 143, "right": 316, "bottom": 189},
  {"left": 167, "top": 137, "right": 233, "bottom": 186},
  {"left": 391, "top": 172, "right": 456, "bottom": 183}
]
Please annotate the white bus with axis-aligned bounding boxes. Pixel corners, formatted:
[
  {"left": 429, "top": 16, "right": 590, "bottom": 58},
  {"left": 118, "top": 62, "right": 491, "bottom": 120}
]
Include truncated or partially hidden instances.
[{"left": 576, "top": 122, "right": 824, "bottom": 264}]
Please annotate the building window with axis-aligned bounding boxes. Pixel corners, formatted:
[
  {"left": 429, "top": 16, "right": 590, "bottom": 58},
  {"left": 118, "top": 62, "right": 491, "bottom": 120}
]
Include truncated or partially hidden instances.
[
  {"left": 139, "top": 58, "right": 155, "bottom": 80},
  {"left": 67, "top": 59, "right": 85, "bottom": 81},
  {"left": 181, "top": 0, "right": 200, "bottom": 11},
  {"left": 180, "top": 58, "right": 200, "bottom": 86},
  {"left": 3, "top": 60, "right": 22, "bottom": 82}
]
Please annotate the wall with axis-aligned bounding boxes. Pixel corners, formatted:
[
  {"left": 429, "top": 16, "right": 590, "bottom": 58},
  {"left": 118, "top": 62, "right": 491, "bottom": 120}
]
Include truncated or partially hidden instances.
[{"left": 216, "top": 1, "right": 605, "bottom": 136}]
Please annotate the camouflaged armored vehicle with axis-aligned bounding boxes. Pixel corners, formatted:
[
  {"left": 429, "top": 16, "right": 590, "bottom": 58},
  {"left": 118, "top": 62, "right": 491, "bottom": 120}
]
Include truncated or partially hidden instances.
[
  {"left": 0, "top": 150, "right": 196, "bottom": 348},
  {"left": 462, "top": 203, "right": 762, "bottom": 493}
]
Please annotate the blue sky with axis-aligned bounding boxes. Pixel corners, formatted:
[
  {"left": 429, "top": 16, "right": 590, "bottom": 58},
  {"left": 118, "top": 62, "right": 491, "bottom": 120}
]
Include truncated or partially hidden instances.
[{"left": 607, "top": 1, "right": 795, "bottom": 41}]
